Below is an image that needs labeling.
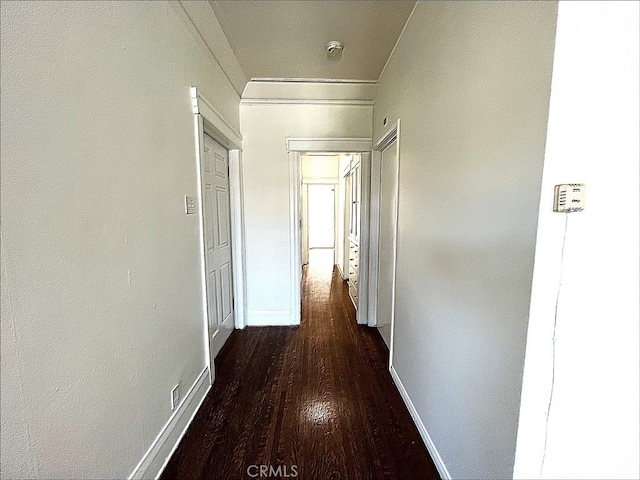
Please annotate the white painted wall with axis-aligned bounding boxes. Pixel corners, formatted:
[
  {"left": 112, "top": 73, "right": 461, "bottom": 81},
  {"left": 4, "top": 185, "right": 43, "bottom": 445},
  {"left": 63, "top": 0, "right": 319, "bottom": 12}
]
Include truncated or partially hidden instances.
[
  {"left": 373, "top": 2, "right": 558, "bottom": 478},
  {"left": 0, "top": 1, "right": 241, "bottom": 478},
  {"left": 240, "top": 103, "right": 372, "bottom": 326},
  {"left": 301, "top": 155, "right": 340, "bottom": 180},
  {"left": 242, "top": 81, "right": 376, "bottom": 103},
  {"left": 514, "top": 2, "right": 640, "bottom": 479}
]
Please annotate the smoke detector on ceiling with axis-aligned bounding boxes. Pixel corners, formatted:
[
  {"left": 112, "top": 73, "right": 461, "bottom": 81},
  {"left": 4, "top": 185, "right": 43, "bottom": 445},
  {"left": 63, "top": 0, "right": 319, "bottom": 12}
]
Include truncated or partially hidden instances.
[{"left": 326, "top": 41, "right": 344, "bottom": 60}]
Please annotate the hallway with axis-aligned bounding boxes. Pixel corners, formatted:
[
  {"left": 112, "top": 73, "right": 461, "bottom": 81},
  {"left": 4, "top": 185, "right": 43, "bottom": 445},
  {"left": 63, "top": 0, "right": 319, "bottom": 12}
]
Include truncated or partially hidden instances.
[{"left": 161, "top": 250, "right": 439, "bottom": 479}]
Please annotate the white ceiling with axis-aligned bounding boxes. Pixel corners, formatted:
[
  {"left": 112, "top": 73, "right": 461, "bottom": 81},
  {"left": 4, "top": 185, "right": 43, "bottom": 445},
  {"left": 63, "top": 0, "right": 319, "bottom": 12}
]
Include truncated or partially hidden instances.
[{"left": 209, "top": 1, "right": 416, "bottom": 82}]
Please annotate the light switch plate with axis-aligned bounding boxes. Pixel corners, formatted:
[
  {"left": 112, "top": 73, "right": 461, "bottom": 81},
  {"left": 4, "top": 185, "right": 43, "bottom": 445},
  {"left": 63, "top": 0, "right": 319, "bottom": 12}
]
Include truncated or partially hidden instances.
[
  {"left": 185, "top": 196, "right": 196, "bottom": 215},
  {"left": 553, "top": 184, "right": 585, "bottom": 212}
]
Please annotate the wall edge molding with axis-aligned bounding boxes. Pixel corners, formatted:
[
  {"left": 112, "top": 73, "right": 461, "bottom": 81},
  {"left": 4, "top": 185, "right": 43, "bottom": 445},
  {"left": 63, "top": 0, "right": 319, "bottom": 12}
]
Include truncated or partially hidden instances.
[
  {"left": 241, "top": 99, "right": 374, "bottom": 106},
  {"left": 175, "top": 1, "right": 246, "bottom": 96},
  {"left": 286, "top": 138, "right": 373, "bottom": 153},
  {"left": 191, "top": 87, "right": 243, "bottom": 147},
  {"left": 128, "top": 367, "right": 211, "bottom": 480},
  {"left": 250, "top": 78, "right": 377, "bottom": 84},
  {"left": 389, "top": 366, "right": 452, "bottom": 480}
]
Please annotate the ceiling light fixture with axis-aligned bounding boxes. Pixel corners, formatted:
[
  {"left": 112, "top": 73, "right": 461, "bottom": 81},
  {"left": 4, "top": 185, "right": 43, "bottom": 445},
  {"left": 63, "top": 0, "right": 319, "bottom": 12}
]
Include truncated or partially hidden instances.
[{"left": 326, "top": 41, "right": 344, "bottom": 60}]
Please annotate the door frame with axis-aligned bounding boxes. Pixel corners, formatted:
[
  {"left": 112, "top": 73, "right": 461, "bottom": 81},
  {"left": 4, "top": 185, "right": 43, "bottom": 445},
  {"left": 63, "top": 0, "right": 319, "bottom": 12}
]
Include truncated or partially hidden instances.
[
  {"left": 341, "top": 168, "right": 352, "bottom": 279},
  {"left": 191, "top": 87, "right": 247, "bottom": 382},
  {"left": 287, "top": 138, "right": 372, "bottom": 325},
  {"left": 369, "top": 120, "right": 400, "bottom": 368}
]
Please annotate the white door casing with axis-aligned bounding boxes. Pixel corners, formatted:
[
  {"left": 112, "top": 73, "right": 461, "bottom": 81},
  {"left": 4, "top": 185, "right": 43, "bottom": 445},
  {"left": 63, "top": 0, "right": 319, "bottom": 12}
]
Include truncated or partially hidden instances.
[
  {"left": 370, "top": 121, "right": 400, "bottom": 368},
  {"left": 287, "top": 138, "right": 372, "bottom": 326},
  {"left": 202, "top": 134, "right": 235, "bottom": 359},
  {"left": 377, "top": 141, "right": 398, "bottom": 351},
  {"left": 191, "top": 87, "right": 246, "bottom": 384},
  {"left": 342, "top": 171, "right": 352, "bottom": 279},
  {"left": 345, "top": 155, "right": 364, "bottom": 310},
  {"left": 301, "top": 182, "right": 309, "bottom": 266}
]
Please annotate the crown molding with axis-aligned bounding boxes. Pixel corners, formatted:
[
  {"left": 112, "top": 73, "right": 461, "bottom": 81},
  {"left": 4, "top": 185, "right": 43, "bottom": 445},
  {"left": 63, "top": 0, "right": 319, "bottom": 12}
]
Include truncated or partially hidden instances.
[
  {"left": 240, "top": 99, "right": 373, "bottom": 106},
  {"left": 250, "top": 78, "right": 377, "bottom": 85},
  {"left": 242, "top": 79, "right": 376, "bottom": 103}
]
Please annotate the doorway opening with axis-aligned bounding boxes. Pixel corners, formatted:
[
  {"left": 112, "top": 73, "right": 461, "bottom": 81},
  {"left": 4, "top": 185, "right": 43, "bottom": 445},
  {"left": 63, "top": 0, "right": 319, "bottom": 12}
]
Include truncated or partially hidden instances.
[
  {"left": 191, "top": 87, "right": 246, "bottom": 383},
  {"left": 304, "top": 183, "right": 336, "bottom": 277},
  {"left": 300, "top": 154, "right": 340, "bottom": 278},
  {"left": 299, "top": 153, "right": 358, "bottom": 289},
  {"left": 307, "top": 184, "right": 335, "bottom": 250},
  {"left": 287, "top": 138, "right": 372, "bottom": 326}
]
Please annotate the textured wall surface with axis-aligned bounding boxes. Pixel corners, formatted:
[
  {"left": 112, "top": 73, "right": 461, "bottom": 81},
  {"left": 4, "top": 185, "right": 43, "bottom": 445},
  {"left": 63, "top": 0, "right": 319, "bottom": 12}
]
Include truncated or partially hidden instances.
[
  {"left": 514, "top": 2, "right": 640, "bottom": 478},
  {"left": 0, "top": 1, "right": 240, "bottom": 478},
  {"left": 240, "top": 103, "right": 372, "bottom": 325},
  {"left": 373, "top": 2, "right": 558, "bottom": 478}
]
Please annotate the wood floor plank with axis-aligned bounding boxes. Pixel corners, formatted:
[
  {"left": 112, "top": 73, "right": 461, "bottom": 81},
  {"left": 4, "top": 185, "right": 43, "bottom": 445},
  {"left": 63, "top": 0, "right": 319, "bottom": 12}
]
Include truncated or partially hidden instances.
[{"left": 161, "top": 254, "right": 440, "bottom": 479}]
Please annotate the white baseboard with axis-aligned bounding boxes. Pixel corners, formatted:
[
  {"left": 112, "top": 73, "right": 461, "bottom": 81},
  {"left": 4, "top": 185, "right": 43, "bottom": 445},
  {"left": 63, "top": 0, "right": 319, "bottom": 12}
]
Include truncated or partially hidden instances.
[
  {"left": 246, "top": 309, "right": 294, "bottom": 326},
  {"left": 129, "top": 367, "right": 211, "bottom": 480},
  {"left": 389, "top": 365, "right": 451, "bottom": 480}
]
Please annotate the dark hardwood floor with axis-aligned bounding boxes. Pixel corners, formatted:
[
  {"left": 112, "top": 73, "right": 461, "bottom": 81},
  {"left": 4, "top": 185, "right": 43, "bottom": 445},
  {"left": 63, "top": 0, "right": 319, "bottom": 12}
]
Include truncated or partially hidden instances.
[{"left": 161, "top": 250, "right": 440, "bottom": 480}]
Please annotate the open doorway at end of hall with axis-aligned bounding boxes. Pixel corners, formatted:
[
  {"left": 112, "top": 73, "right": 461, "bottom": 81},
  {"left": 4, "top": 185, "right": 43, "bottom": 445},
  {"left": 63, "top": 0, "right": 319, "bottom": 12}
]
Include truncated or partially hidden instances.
[
  {"left": 304, "top": 183, "right": 336, "bottom": 276},
  {"left": 300, "top": 153, "right": 362, "bottom": 309},
  {"left": 300, "top": 154, "right": 338, "bottom": 276}
]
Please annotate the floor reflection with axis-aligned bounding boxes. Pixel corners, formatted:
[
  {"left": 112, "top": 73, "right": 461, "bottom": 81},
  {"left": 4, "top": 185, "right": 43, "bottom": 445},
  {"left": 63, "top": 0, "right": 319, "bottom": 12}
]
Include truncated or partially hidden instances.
[{"left": 301, "top": 398, "right": 334, "bottom": 424}]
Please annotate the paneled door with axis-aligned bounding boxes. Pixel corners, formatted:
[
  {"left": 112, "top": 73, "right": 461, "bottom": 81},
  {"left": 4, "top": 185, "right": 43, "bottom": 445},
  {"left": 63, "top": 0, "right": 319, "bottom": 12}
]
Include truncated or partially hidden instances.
[{"left": 202, "top": 133, "right": 234, "bottom": 359}]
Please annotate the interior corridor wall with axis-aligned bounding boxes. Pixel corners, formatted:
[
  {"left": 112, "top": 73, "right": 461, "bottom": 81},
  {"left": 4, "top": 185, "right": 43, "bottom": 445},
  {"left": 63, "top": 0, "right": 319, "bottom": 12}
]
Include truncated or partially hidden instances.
[
  {"left": 301, "top": 155, "right": 340, "bottom": 180},
  {"left": 1, "top": 2, "right": 241, "bottom": 478},
  {"left": 514, "top": 2, "right": 639, "bottom": 478},
  {"left": 240, "top": 103, "right": 372, "bottom": 326},
  {"left": 372, "top": 2, "right": 558, "bottom": 478}
]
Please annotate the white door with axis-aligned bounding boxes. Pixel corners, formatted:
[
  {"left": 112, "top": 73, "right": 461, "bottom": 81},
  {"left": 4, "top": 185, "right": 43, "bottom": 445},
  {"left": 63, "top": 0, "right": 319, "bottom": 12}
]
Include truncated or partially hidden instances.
[
  {"left": 301, "top": 184, "right": 309, "bottom": 266},
  {"left": 202, "top": 133, "right": 234, "bottom": 359},
  {"left": 376, "top": 140, "right": 398, "bottom": 349},
  {"left": 350, "top": 161, "right": 361, "bottom": 243},
  {"left": 342, "top": 172, "right": 352, "bottom": 277},
  {"left": 308, "top": 184, "right": 335, "bottom": 249}
]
